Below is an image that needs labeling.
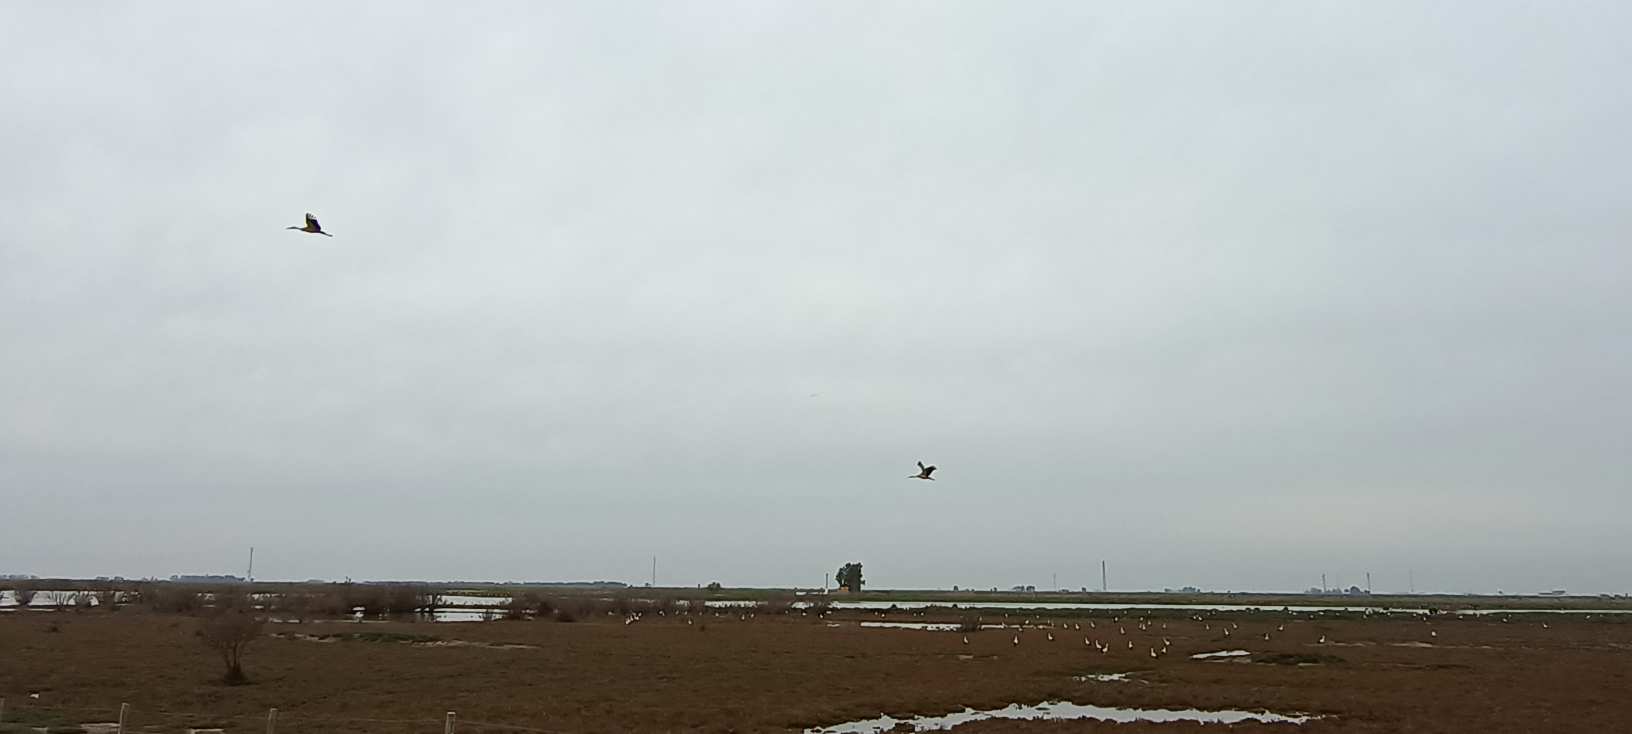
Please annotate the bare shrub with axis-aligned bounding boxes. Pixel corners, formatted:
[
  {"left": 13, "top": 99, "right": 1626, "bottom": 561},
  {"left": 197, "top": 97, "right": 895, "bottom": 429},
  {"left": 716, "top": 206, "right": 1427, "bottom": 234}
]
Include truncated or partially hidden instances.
[
  {"left": 761, "top": 595, "right": 795, "bottom": 616},
  {"left": 956, "top": 614, "right": 982, "bottom": 633},
  {"left": 422, "top": 590, "right": 445, "bottom": 616},
  {"left": 644, "top": 595, "right": 678, "bottom": 616},
  {"left": 504, "top": 595, "right": 531, "bottom": 621},
  {"left": 43, "top": 590, "right": 79, "bottom": 610},
  {"left": 141, "top": 583, "right": 203, "bottom": 613},
  {"left": 341, "top": 583, "right": 387, "bottom": 616},
  {"left": 200, "top": 608, "right": 265, "bottom": 685},
  {"left": 383, "top": 584, "right": 430, "bottom": 615},
  {"left": 270, "top": 592, "right": 313, "bottom": 622},
  {"left": 13, "top": 582, "right": 37, "bottom": 606},
  {"left": 214, "top": 586, "right": 255, "bottom": 610},
  {"left": 95, "top": 589, "right": 118, "bottom": 610}
]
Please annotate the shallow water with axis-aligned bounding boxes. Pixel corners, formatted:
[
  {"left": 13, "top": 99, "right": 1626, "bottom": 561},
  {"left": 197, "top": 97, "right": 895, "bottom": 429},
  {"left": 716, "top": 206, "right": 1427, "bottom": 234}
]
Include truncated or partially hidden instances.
[
  {"left": 804, "top": 700, "right": 1320, "bottom": 732},
  {"left": 0, "top": 590, "right": 104, "bottom": 607},
  {"left": 1073, "top": 672, "right": 1134, "bottom": 683},
  {"left": 1190, "top": 649, "right": 1252, "bottom": 659},
  {"left": 858, "top": 621, "right": 965, "bottom": 631}
]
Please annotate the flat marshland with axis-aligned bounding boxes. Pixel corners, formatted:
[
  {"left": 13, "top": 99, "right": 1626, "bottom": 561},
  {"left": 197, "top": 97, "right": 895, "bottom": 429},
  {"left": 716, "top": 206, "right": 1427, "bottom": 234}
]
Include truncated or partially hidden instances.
[{"left": 2, "top": 602, "right": 1629, "bottom": 732}]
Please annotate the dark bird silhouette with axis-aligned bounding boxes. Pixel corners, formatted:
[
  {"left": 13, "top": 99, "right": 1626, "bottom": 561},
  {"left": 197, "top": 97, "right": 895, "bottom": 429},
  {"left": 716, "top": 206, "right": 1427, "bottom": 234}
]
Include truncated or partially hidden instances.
[
  {"left": 909, "top": 461, "right": 937, "bottom": 480},
  {"left": 287, "top": 213, "right": 333, "bottom": 237}
]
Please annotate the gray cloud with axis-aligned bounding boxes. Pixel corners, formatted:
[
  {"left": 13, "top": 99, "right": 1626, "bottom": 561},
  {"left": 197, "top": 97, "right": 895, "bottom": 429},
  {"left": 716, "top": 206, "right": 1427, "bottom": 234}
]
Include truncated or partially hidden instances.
[{"left": 2, "top": 2, "right": 1628, "bottom": 593}]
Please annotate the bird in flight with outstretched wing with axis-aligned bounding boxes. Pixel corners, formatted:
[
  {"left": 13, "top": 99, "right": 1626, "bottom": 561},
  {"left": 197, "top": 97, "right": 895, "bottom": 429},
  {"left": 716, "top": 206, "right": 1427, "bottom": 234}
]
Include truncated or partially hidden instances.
[
  {"left": 287, "top": 212, "right": 333, "bottom": 237},
  {"left": 909, "top": 461, "right": 937, "bottom": 480}
]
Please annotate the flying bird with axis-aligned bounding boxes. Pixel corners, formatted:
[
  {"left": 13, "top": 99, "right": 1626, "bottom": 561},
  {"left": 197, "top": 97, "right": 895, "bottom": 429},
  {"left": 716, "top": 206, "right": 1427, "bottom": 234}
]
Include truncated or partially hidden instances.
[
  {"left": 287, "top": 212, "right": 333, "bottom": 237},
  {"left": 909, "top": 461, "right": 937, "bottom": 480}
]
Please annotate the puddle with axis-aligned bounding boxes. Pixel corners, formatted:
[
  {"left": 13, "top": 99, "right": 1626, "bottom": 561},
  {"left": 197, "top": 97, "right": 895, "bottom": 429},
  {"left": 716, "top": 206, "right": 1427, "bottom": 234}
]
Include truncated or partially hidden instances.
[
  {"left": 416, "top": 639, "right": 537, "bottom": 650},
  {"left": 805, "top": 700, "right": 1320, "bottom": 732},
  {"left": 0, "top": 590, "right": 109, "bottom": 608},
  {"left": 859, "top": 622, "right": 964, "bottom": 631},
  {"left": 1190, "top": 649, "right": 1252, "bottom": 659},
  {"left": 1073, "top": 672, "right": 1134, "bottom": 683},
  {"left": 79, "top": 724, "right": 120, "bottom": 734}
]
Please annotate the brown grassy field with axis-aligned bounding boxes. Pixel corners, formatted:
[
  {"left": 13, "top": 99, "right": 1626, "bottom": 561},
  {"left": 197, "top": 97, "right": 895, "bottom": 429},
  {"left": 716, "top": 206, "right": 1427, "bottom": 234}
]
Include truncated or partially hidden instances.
[{"left": 2, "top": 605, "right": 1629, "bottom": 733}]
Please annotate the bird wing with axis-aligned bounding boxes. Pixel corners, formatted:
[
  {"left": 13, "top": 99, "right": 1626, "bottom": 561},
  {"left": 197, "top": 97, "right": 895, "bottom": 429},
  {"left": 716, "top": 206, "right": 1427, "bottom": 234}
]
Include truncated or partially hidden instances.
[
  {"left": 305, "top": 213, "right": 321, "bottom": 229},
  {"left": 917, "top": 461, "right": 926, "bottom": 471},
  {"left": 924, "top": 465, "right": 936, "bottom": 475}
]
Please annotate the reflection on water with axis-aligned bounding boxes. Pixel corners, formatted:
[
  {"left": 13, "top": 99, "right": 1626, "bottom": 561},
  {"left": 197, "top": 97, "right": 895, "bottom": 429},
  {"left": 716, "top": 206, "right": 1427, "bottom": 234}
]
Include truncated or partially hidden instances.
[
  {"left": 805, "top": 700, "right": 1321, "bottom": 732},
  {"left": 1190, "top": 649, "right": 1252, "bottom": 659}
]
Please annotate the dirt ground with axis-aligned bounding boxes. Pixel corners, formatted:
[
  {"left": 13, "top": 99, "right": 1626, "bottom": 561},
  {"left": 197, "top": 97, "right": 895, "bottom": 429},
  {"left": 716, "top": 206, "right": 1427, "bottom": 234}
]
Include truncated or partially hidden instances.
[{"left": 2, "top": 607, "right": 1629, "bottom": 733}]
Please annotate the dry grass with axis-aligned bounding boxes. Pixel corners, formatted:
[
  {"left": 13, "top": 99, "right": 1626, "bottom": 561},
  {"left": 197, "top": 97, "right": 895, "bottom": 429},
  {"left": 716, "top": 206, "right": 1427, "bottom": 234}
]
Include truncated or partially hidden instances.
[{"left": 2, "top": 608, "right": 1629, "bottom": 732}]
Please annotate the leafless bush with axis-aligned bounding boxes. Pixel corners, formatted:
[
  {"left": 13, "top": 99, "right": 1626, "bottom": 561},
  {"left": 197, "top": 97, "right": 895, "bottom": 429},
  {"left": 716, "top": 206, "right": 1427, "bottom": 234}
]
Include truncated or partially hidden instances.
[
  {"left": 956, "top": 614, "right": 982, "bottom": 633},
  {"left": 95, "top": 589, "right": 118, "bottom": 610},
  {"left": 200, "top": 608, "right": 265, "bottom": 685},
  {"left": 383, "top": 584, "right": 430, "bottom": 615},
  {"left": 12, "top": 582, "right": 37, "bottom": 607},
  {"left": 139, "top": 583, "right": 203, "bottom": 613},
  {"left": 504, "top": 595, "right": 531, "bottom": 621},
  {"left": 341, "top": 583, "right": 385, "bottom": 615},
  {"left": 761, "top": 595, "right": 795, "bottom": 616},
  {"left": 44, "top": 590, "right": 77, "bottom": 610},
  {"left": 643, "top": 596, "right": 679, "bottom": 616},
  {"left": 269, "top": 592, "right": 313, "bottom": 622},
  {"left": 213, "top": 586, "right": 255, "bottom": 611}
]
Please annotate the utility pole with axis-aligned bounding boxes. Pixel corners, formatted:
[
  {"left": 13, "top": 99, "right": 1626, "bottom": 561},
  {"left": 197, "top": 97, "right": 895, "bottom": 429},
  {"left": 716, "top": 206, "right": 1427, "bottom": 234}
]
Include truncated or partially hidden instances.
[
  {"left": 247, "top": 547, "right": 254, "bottom": 583},
  {"left": 1101, "top": 560, "right": 1107, "bottom": 592},
  {"left": 651, "top": 556, "right": 657, "bottom": 588},
  {"left": 1409, "top": 568, "right": 1415, "bottom": 594},
  {"left": 1366, "top": 572, "right": 1372, "bottom": 594},
  {"left": 1321, "top": 573, "right": 1327, "bottom": 593},
  {"left": 1052, "top": 572, "right": 1057, "bottom": 591}
]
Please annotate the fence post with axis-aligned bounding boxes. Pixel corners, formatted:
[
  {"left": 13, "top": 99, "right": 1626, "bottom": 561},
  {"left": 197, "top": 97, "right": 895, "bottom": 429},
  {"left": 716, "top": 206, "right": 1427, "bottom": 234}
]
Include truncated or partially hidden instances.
[
  {"left": 444, "top": 710, "right": 457, "bottom": 734},
  {"left": 266, "top": 707, "right": 278, "bottom": 734},
  {"left": 117, "top": 702, "right": 129, "bottom": 734}
]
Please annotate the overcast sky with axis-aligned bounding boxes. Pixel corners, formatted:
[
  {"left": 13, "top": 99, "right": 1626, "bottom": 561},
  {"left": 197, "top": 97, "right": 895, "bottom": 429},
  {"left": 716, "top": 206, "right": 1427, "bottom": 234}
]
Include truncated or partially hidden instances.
[{"left": 3, "top": 2, "right": 1628, "bottom": 594}]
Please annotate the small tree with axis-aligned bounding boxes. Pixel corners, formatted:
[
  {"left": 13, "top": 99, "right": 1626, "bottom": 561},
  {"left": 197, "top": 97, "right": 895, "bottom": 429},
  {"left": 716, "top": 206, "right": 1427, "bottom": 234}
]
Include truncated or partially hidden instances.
[
  {"left": 200, "top": 608, "right": 265, "bottom": 685},
  {"left": 835, "top": 563, "right": 864, "bottom": 592},
  {"left": 705, "top": 581, "right": 722, "bottom": 592},
  {"left": 13, "top": 582, "right": 37, "bottom": 607}
]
